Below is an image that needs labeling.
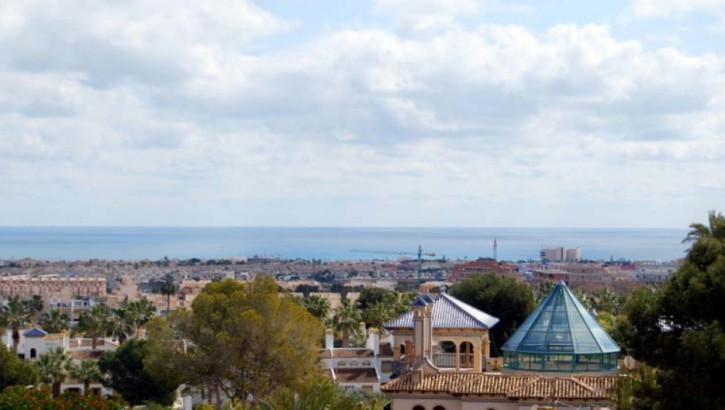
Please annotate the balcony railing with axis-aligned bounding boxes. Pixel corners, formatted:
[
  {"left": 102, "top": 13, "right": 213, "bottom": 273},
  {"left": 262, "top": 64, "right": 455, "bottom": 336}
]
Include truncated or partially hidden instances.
[{"left": 432, "top": 353, "right": 473, "bottom": 368}]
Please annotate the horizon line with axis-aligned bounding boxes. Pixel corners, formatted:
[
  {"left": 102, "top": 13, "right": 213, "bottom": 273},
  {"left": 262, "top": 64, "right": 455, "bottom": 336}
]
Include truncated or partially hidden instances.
[{"left": 0, "top": 225, "right": 686, "bottom": 230}]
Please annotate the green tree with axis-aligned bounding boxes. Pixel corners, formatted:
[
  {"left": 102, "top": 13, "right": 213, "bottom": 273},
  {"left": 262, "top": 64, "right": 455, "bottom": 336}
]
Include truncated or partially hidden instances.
[
  {"left": 259, "top": 378, "right": 387, "bottom": 410},
  {"left": 331, "top": 296, "right": 363, "bottom": 347},
  {"left": 363, "top": 302, "right": 393, "bottom": 330},
  {"left": 1, "top": 296, "right": 32, "bottom": 353},
  {"left": 683, "top": 209, "right": 725, "bottom": 270},
  {"left": 0, "top": 386, "right": 126, "bottom": 409},
  {"left": 35, "top": 347, "right": 73, "bottom": 398},
  {"left": 78, "top": 304, "right": 112, "bottom": 350},
  {"left": 107, "top": 307, "right": 134, "bottom": 343},
  {"left": 40, "top": 308, "right": 70, "bottom": 334},
  {"left": 302, "top": 295, "right": 331, "bottom": 320},
  {"left": 99, "top": 339, "right": 178, "bottom": 406},
  {"left": 160, "top": 274, "right": 178, "bottom": 316},
  {"left": 0, "top": 344, "right": 39, "bottom": 391},
  {"left": 356, "top": 287, "right": 394, "bottom": 311},
  {"left": 391, "top": 291, "right": 417, "bottom": 316},
  {"left": 142, "top": 317, "right": 184, "bottom": 400},
  {"left": 624, "top": 210, "right": 725, "bottom": 409},
  {"left": 178, "top": 277, "right": 322, "bottom": 408},
  {"left": 590, "top": 287, "right": 622, "bottom": 315},
  {"left": 71, "top": 359, "right": 104, "bottom": 395},
  {"left": 127, "top": 297, "right": 156, "bottom": 338},
  {"left": 449, "top": 273, "right": 535, "bottom": 356}
]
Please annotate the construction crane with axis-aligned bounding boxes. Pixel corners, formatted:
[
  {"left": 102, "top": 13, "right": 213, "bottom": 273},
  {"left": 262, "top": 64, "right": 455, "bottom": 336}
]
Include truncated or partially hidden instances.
[{"left": 351, "top": 245, "right": 435, "bottom": 289}]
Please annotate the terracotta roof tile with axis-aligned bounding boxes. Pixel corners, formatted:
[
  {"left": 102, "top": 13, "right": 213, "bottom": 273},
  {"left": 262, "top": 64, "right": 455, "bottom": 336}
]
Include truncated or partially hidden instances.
[{"left": 382, "top": 373, "right": 616, "bottom": 400}]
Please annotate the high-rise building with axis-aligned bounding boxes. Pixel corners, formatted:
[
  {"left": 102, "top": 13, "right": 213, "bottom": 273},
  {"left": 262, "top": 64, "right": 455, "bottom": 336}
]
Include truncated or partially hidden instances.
[{"left": 540, "top": 247, "right": 581, "bottom": 262}]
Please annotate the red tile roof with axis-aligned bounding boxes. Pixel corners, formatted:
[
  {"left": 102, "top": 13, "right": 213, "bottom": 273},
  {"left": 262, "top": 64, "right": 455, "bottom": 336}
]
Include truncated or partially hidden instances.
[{"left": 382, "top": 373, "right": 617, "bottom": 400}]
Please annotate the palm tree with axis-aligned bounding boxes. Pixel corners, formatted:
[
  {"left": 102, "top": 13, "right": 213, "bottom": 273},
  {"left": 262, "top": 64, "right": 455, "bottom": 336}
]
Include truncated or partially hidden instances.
[
  {"left": 71, "top": 359, "right": 104, "bottom": 395},
  {"left": 2, "top": 295, "right": 32, "bottom": 353},
  {"left": 363, "top": 302, "right": 393, "bottom": 330},
  {"left": 35, "top": 347, "right": 73, "bottom": 397},
  {"left": 108, "top": 307, "right": 134, "bottom": 343},
  {"left": 392, "top": 291, "right": 416, "bottom": 315},
  {"left": 332, "top": 297, "right": 362, "bottom": 347},
  {"left": 683, "top": 210, "right": 725, "bottom": 269},
  {"left": 78, "top": 304, "right": 112, "bottom": 350},
  {"left": 258, "top": 379, "right": 338, "bottom": 410},
  {"left": 591, "top": 287, "right": 621, "bottom": 315},
  {"left": 40, "top": 308, "right": 70, "bottom": 334},
  {"left": 160, "top": 274, "right": 178, "bottom": 316},
  {"left": 126, "top": 297, "right": 156, "bottom": 337},
  {"left": 302, "top": 295, "right": 331, "bottom": 320}
]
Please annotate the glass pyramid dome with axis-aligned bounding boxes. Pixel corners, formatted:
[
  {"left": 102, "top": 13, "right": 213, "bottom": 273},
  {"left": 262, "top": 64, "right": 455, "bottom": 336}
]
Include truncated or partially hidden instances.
[{"left": 502, "top": 281, "right": 620, "bottom": 373}]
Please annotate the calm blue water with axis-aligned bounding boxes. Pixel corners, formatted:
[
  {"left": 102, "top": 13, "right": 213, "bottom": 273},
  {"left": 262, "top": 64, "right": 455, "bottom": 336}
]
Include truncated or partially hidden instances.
[{"left": 0, "top": 227, "right": 688, "bottom": 262}]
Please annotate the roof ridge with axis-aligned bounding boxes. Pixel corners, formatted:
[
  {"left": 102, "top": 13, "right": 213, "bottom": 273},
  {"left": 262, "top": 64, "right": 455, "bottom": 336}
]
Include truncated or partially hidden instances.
[{"left": 561, "top": 284, "right": 608, "bottom": 353}]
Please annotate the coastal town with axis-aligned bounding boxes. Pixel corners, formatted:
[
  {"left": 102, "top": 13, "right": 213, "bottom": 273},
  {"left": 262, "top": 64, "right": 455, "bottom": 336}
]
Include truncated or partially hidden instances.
[
  {"left": 0, "top": 241, "right": 688, "bottom": 409},
  {"left": 3, "top": 0, "right": 725, "bottom": 408}
]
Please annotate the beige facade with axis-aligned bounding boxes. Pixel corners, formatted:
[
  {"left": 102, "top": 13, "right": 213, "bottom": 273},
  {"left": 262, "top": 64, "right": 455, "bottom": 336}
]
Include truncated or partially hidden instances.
[{"left": 0, "top": 276, "right": 105, "bottom": 306}]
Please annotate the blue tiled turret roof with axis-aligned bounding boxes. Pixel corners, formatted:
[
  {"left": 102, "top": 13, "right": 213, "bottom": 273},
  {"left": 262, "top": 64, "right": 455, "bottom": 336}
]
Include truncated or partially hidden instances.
[
  {"left": 24, "top": 327, "right": 48, "bottom": 338},
  {"left": 384, "top": 293, "right": 499, "bottom": 330},
  {"left": 502, "top": 281, "right": 620, "bottom": 355}
]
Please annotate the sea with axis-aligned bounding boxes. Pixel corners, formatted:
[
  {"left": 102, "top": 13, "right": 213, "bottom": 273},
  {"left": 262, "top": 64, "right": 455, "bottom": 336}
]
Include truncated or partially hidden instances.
[{"left": 0, "top": 227, "right": 689, "bottom": 262}]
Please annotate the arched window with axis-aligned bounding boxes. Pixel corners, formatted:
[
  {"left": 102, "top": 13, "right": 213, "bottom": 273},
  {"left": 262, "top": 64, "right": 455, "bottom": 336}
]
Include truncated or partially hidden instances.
[
  {"left": 433, "top": 406, "right": 447, "bottom": 410},
  {"left": 412, "top": 406, "right": 425, "bottom": 410},
  {"left": 30, "top": 348, "right": 37, "bottom": 359}
]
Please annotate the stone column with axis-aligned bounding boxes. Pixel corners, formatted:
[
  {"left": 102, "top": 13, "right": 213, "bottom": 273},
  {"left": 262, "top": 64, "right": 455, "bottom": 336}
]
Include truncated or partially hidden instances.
[
  {"left": 405, "top": 340, "right": 413, "bottom": 364},
  {"left": 473, "top": 343, "right": 483, "bottom": 373},
  {"left": 455, "top": 344, "right": 461, "bottom": 371},
  {"left": 465, "top": 342, "right": 471, "bottom": 368}
]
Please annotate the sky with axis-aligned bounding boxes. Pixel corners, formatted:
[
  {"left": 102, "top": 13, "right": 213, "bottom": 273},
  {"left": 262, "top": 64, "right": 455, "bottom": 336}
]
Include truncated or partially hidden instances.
[{"left": 0, "top": 0, "right": 724, "bottom": 228}]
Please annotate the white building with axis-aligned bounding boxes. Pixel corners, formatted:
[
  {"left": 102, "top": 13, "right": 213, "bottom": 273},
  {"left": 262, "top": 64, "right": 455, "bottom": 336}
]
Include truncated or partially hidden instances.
[
  {"left": 320, "top": 328, "right": 396, "bottom": 392},
  {"left": 7, "top": 327, "right": 118, "bottom": 396}
]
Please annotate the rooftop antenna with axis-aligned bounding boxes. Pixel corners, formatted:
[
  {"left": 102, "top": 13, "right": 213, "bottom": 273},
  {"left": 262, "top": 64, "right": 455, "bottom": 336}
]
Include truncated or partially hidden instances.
[{"left": 493, "top": 236, "right": 498, "bottom": 261}]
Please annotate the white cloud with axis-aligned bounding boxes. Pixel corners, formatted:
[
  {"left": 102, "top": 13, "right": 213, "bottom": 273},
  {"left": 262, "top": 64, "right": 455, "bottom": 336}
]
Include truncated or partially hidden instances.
[
  {"left": 0, "top": 2, "right": 724, "bottom": 227},
  {"left": 631, "top": 0, "right": 725, "bottom": 18}
]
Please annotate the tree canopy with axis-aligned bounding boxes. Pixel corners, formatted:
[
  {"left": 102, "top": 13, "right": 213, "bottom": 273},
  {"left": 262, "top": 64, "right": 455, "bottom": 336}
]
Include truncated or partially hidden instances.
[
  {"left": 0, "top": 345, "right": 38, "bottom": 391},
  {"left": 98, "top": 339, "right": 178, "bottom": 406},
  {"left": 449, "top": 273, "right": 535, "bottom": 356},
  {"left": 623, "top": 210, "right": 725, "bottom": 409},
  {"left": 177, "top": 276, "right": 322, "bottom": 407},
  {"left": 0, "top": 386, "right": 126, "bottom": 410}
]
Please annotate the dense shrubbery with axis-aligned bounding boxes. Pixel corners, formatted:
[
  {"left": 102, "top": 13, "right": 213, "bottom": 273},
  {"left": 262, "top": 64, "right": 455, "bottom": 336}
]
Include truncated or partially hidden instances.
[{"left": 0, "top": 386, "right": 126, "bottom": 410}]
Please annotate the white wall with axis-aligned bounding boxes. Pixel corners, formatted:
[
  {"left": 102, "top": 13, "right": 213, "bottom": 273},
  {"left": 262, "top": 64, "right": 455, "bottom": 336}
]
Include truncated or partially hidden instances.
[{"left": 392, "top": 397, "right": 462, "bottom": 410}]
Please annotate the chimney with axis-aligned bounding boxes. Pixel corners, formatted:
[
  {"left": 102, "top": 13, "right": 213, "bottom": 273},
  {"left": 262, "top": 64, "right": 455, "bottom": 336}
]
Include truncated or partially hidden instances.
[
  {"left": 413, "top": 302, "right": 426, "bottom": 362},
  {"left": 367, "top": 328, "right": 380, "bottom": 356},
  {"left": 325, "top": 328, "right": 334, "bottom": 349}
]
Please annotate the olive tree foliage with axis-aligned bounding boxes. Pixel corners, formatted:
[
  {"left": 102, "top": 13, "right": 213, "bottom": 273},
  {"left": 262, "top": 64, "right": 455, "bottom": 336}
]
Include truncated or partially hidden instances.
[
  {"left": 449, "top": 273, "right": 535, "bottom": 356},
  {"left": 258, "top": 377, "right": 387, "bottom": 410},
  {"left": 620, "top": 210, "right": 725, "bottom": 409},
  {"left": 177, "top": 276, "right": 322, "bottom": 407},
  {"left": 0, "top": 345, "right": 38, "bottom": 391}
]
